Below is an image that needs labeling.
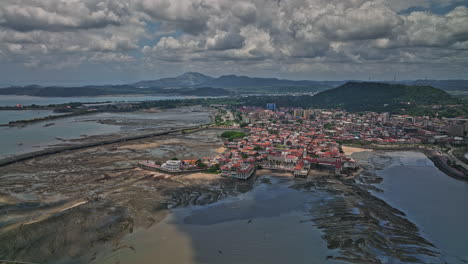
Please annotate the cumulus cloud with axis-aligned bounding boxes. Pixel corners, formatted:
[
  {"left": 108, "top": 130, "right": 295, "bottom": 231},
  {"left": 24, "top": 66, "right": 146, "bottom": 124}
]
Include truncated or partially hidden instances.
[
  {"left": 0, "top": 0, "right": 132, "bottom": 32},
  {"left": 0, "top": 0, "right": 467, "bottom": 81}
]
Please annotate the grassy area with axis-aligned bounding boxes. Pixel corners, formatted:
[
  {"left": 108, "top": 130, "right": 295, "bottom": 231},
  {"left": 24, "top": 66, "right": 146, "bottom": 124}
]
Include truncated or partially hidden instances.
[{"left": 221, "top": 131, "right": 246, "bottom": 141}]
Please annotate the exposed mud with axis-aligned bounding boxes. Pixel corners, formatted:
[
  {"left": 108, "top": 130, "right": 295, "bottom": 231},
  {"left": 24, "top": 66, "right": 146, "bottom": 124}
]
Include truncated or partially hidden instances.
[
  {"left": 0, "top": 128, "right": 244, "bottom": 263},
  {"left": 0, "top": 133, "right": 444, "bottom": 264}
]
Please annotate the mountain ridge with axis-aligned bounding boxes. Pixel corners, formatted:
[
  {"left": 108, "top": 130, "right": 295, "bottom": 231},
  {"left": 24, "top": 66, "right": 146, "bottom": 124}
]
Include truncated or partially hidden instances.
[
  {"left": 133, "top": 72, "right": 339, "bottom": 90},
  {"left": 1, "top": 72, "right": 468, "bottom": 97}
]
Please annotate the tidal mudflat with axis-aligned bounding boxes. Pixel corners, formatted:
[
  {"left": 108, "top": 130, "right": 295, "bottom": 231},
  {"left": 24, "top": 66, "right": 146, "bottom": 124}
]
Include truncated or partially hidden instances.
[
  {"left": 1, "top": 133, "right": 466, "bottom": 264},
  {"left": 91, "top": 150, "right": 463, "bottom": 264},
  {"left": 0, "top": 107, "right": 212, "bottom": 159}
]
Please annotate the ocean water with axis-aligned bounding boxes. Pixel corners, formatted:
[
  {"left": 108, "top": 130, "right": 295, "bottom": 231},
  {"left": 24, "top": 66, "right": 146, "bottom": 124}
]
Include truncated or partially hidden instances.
[
  {"left": 374, "top": 151, "right": 468, "bottom": 263},
  {"left": 0, "top": 109, "right": 212, "bottom": 159},
  {"left": 0, "top": 95, "right": 202, "bottom": 107},
  {"left": 0, "top": 115, "right": 121, "bottom": 159}
]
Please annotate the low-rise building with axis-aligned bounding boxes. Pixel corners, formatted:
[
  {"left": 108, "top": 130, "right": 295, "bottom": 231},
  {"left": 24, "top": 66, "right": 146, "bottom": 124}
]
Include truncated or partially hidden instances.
[{"left": 161, "top": 160, "right": 182, "bottom": 172}]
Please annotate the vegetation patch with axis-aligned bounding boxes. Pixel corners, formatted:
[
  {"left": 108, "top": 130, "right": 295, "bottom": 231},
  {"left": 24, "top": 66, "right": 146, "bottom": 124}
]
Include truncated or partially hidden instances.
[{"left": 221, "top": 131, "right": 246, "bottom": 141}]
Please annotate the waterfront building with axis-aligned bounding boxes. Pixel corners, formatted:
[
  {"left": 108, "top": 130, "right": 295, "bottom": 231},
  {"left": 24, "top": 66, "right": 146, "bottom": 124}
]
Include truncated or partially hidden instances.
[
  {"left": 221, "top": 162, "right": 256, "bottom": 179},
  {"left": 294, "top": 160, "right": 310, "bottom": 178}
]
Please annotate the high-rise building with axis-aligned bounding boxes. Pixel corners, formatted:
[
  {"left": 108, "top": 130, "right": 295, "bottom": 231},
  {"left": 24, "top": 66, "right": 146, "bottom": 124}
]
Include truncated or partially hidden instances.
[
  {"left": 266, "top": 103, "right": 276, "bottom": 111},
  {"left": 294, "top": 109, "right": 304, "bottom": 118},
  {"left": 380, "top": 112, "right": 390, "bottom": 123},
  {"left": 303, "top": 110, "right": 312, "bottom": 119}
]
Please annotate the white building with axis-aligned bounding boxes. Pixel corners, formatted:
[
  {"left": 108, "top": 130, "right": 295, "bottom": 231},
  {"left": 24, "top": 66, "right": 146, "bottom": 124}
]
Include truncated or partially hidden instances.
[{"left": 161, "top": 160, "right": 182, "bottom": 172}]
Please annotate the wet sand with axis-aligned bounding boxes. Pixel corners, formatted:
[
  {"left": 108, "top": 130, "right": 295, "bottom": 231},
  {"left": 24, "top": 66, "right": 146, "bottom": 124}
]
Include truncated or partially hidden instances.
[
  {"left": 342, "top": 145, "right": 373, "bottom": 155},
  {"left": 182, "top": 172, "right": 220, "bottom": 181}
]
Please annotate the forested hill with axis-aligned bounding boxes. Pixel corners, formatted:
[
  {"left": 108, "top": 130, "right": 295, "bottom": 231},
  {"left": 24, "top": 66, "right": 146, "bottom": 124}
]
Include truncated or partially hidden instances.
[
  {"left": 308, "top": 82, "right": 457, "bottom": 111},
  {"left": 224, "top": 82, "right": 464, "bottom": 117}
]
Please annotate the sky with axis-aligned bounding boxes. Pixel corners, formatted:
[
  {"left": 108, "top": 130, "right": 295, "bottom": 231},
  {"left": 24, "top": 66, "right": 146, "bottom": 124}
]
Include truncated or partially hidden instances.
[{"left": 0, "top": 0, "right": 467, "bottom": 86}]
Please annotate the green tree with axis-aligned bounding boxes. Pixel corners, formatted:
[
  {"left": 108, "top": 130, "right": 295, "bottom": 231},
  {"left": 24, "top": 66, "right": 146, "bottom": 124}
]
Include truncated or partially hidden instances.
[{"left": 196, "top": 159, "right": 207, "bottom": 168}]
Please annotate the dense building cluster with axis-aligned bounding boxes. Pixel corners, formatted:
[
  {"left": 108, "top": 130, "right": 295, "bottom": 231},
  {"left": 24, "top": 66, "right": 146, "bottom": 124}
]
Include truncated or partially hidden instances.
[
  {"left": 242, "top": 106, "right": 468, "bottom": 145},
  {"left": 219, "top": 105, "right": 468, "bottom": 179},
  {"left": 141, "top": 105, "right": 468, "bottom": 180}
]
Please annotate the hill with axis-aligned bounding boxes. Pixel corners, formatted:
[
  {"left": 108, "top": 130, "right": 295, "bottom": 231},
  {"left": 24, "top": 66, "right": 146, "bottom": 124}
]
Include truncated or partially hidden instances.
[
  {"left": 134, "top": 72, "right": 338, "bottom": 93},
  {"left": 222, "top": 82, "right": 462, "bottom": 116},
  {"left": 0, "top": 72, "right": 335, "bottom": 97},
  {"left": 2, "top": 73, "right": 468, "bottom": 98},
  {"left": 396, "top": 80, "right": 468, "bottom": 93},
  {"left": 134, "top": 72, "right": 215, "bottom": 88},
  {"left": 308, "top": 82, "right": 459, "bottom": 112}
]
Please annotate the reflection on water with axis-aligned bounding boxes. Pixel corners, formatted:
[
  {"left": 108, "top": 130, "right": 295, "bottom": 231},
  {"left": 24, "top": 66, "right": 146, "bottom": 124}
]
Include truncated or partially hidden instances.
[
  {"left": 374, "top": 151, "right": 468, "bottom": 264},
  {"left": 93, "top": 176, "right": 337, "bottom": 264}
]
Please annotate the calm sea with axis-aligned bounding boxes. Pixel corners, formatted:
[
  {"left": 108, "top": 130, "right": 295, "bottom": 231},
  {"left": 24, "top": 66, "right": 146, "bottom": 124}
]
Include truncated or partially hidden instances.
[{"left": 0, "top": 95, "right": 202, "bottom": 107}]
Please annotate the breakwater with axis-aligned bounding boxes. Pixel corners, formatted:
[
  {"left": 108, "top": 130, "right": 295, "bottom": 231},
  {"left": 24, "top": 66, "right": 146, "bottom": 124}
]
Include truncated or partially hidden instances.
[
  {"left": 0, "top": 111, "right": 96, "bottom": 127},
  {"left": 0, "top": 125, "right": 207, "bottom": 168}
]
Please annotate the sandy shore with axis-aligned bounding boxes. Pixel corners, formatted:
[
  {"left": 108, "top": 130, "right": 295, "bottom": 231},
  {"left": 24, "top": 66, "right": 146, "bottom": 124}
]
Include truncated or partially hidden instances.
[
  {"left": 256, "top": 169, "right": 292, "bottom": 177},
  {"left": 182, "top": 172, "right": 220, "bottom": 180},
  {"left": 342, "top": 146, "right": 373, "bottom": 155}
]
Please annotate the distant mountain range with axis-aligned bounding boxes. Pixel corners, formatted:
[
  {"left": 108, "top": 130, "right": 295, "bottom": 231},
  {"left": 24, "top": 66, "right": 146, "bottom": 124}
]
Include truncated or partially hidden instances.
[
  {"left": 133, "top": 72, "right": 343, "bottom": 89},
  {"left": 134, "top": 72, "right": 215, "bottom": 88},
  {"left": 1, "top": 72, "right": 468, "bottom": 97}
]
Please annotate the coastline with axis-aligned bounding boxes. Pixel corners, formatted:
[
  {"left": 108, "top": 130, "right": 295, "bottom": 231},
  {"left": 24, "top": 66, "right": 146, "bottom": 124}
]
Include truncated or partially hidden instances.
[
  {"left": 0, "top": 133, "right": 462, "bottom": 263},
  {"left": 0, "top": 125, "right": 211, "bottom": 168},
  {"left": 0, "top": 107, "right": 217, "bottom": 167},
  {"left": 342, "top": 144, "right": 468, "bottom": 181}
]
